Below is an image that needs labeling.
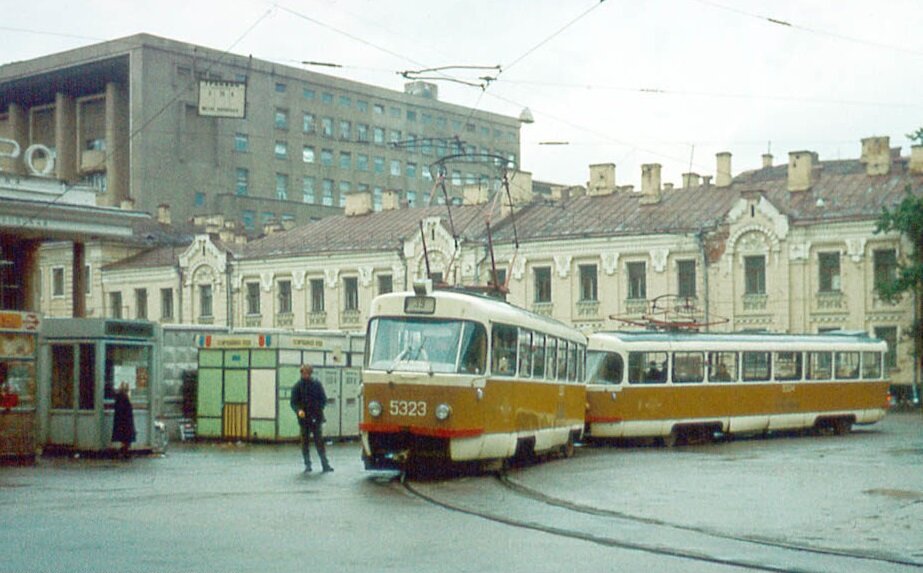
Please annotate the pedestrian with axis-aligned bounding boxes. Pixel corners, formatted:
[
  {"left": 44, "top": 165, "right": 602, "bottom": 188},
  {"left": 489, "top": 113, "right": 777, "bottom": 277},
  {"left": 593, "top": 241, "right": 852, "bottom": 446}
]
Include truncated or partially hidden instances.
[
  {"left": 290, "top": 364, "right": 333, "bottom": 473},
  {"left": 112, "top": 382, "right": 136, "bottom": 459}
]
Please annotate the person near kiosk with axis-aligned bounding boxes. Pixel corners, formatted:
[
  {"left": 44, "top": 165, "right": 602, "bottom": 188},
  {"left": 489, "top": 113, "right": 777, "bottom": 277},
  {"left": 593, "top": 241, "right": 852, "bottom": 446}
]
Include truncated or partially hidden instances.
[{"left": 290, "top": 364, "right": 333, "bottom": 473}]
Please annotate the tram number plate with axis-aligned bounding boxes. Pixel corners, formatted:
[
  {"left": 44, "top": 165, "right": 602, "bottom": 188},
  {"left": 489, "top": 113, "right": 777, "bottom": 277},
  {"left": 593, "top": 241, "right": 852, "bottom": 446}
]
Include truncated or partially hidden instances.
[{"left": 390, "top": 400, "right": 427, "bottom": 417}]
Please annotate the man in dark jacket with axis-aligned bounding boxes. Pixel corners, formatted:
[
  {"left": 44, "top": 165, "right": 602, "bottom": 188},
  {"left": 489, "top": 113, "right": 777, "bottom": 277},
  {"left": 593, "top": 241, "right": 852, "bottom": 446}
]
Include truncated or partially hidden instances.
[{"left": 290, "top": 364, "right": 332, "bottom": 472}]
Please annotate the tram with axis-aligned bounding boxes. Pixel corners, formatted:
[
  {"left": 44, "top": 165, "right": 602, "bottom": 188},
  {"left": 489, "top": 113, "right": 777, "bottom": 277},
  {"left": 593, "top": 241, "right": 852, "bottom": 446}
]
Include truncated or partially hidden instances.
[
  {"left": 585, "top": 330, "right": 890, "bottom": 444},
  {"left": 360, "top": 281, "right": 587, "bottom": 471}
]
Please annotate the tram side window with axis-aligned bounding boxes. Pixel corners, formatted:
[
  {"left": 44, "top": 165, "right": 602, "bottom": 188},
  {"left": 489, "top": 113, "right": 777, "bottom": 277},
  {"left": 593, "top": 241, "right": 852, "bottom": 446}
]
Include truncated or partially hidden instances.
[
  {"left": 491, "top": 324, "right": 518, "bottom": 376},
  {"left": 577, "top": 346, "right": 585, "bottom": 382},
  {"left": 590, "top": 351, "right": 623, "bottom": 384},
  {"left": 673, "top": 352, "right": 704, "bottom": 383},
  {"left": 628, "top": 352, "right": 668, "bottom": 384},
  {"left": 459, "top": 323, "right": 487, "bottom": 375},
  {"left": 861, "top": 352, "right": 882, "bottom": 379},
  {"left": 775, "top": 352, "right": 802, "bottom": 381},
  {"left": 533, "top": 334, "right": 546, "bottom": 379},
  {"left": 708, "top": 352, "right": 737, "bottom": 382},
  {"left": 807, "top": 352, "right": 832, "bottom": 380},
  {"left": 567, "top": 343, "right": 577, "bottom": 382},
  {"left": 742, "top": 351, "right": 771, "bottom": 382},
  {"left": 835, "top": 351, "right": 860, "bottom": 379},
  {"left": 557, "top": 340, "right": 569, "bottom": 381},
  {"left": 546, "top": 338, "right": 557, "bottom": 380},
  {"left": 518, "top": 330, "right": 533, "bottom": 378}
]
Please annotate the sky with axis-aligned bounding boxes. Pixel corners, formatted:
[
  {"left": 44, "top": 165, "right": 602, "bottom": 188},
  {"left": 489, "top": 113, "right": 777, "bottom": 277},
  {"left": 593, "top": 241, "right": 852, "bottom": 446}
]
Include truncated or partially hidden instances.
[{"left": 2, "top": 0, "right": 922, "bottom": 188}]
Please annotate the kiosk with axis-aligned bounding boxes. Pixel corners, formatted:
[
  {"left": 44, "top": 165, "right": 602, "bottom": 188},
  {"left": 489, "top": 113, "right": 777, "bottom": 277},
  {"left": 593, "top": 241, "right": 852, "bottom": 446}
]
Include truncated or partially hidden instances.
[
  {"left": 0, "top": 311, "right": 41, "bottom": 462},
  {"left": 38, "top": 318, "right": 162, "bottom": 453}
]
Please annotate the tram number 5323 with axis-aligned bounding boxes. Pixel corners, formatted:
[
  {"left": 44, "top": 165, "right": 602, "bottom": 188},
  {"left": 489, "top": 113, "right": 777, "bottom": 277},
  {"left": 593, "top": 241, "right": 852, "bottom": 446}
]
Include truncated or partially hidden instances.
[{"left": 390, "top": 400, "right": 427, "bottom": 417}]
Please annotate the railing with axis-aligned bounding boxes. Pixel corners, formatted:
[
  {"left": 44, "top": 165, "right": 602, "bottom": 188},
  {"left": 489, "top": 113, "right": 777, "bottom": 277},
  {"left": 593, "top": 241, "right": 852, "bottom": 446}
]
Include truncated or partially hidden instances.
[
  {"left": 624, "top": 299, "right": 647, "bottom": 315},
  {"left": 576, "top": 300, "right": 600, "bottom": 318},
  {"left": 308, "top": 311, "right": 327, "bottom": 327},
  {"left": 742, "top": 294, "right": 768, "bottom": 312},
  {"left": 340, "top": 309, "right": 361, "bottom": 327},
  {"left": 244, "top": 315, "right": 262, "bottom": 327},
  {"left": 275, "top": 313, "right": 294, "bottom": 327},
  {"left": 531, "top": 302, "right": 553, "bottom": 317}
]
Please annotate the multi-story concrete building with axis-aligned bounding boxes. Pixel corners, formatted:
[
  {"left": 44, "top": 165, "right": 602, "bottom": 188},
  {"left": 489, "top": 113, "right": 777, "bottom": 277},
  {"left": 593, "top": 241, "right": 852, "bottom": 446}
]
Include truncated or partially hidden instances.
[
  {"left": 37, "top": 136, "right": 923, "bottom": 403},
  {"left": 0, "top": 34, "right": 522, "bottom": 232}
]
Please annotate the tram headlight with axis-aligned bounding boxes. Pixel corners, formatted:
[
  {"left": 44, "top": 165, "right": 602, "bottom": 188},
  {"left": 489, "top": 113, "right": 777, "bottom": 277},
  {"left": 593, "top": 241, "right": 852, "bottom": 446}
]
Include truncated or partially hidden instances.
[
  {"left": 435, "top": 403, "right": 452, "bottom": 421},
  {"left": 368, "top": 400, "right": 383, "bottom": 418}
]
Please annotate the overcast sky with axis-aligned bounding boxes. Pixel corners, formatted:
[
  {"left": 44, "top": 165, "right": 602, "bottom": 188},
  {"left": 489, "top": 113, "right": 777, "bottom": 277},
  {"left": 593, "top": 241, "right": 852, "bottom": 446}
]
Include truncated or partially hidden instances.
[{"left": 3, "top": 0, "right": 922, "bottom": 188}]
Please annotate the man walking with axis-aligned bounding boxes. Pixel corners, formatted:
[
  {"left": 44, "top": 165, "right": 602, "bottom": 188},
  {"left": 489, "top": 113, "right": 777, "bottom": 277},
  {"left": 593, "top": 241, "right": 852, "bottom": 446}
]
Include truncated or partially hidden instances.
[{"left": 290, "top": 364, "right": 333, "bottom": 473}]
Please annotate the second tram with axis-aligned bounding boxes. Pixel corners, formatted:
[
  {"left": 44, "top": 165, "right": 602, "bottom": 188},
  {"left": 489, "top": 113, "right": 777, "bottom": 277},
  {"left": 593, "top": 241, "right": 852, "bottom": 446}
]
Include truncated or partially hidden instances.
[
  {"left": 360, "top": 283, "right": 587, "bottom": 470},
  {"left": 585, "top": 331, "right": 890, "bottom": 444}
]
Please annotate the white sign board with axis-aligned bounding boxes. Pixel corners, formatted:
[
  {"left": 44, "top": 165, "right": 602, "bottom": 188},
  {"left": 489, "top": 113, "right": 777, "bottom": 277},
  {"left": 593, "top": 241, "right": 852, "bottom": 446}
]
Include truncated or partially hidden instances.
[{"left": 198, "top": 81, "right": 246, "bottom": 118}]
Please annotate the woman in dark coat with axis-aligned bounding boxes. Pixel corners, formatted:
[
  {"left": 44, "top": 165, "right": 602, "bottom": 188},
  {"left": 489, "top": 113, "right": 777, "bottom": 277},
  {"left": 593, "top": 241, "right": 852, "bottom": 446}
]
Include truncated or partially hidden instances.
[{"left": 112, "top": 382, "right": 136, "bottom": 458}]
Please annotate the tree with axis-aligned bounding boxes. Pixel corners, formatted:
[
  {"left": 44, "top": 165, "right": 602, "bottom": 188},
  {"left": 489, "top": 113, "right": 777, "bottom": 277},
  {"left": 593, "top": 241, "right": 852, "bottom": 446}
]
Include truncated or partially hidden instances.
[{"left": 875, "top": 184, "right": 923, "bottom": 406}]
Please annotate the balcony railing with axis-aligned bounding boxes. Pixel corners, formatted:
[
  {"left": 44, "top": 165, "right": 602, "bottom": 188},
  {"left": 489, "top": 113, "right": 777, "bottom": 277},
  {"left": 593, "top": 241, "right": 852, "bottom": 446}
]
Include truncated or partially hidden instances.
[
  {"left": 244, "top": 315, "right": 262, "bottom": 327},
  {"left": 275, "top": 313, "right": 294, "bottom": 327},
  {"left": 742, "top": 294, "right": 768, "bottom": 312},
  {"left": 308, "top": 311, "right": 327, "bottom": 327},
  {"left": 815, "top": 291, "right": 846, "bottom": 311},
  {"left": 341, "top": 309, "right": 361, "bottom": 327},
  {"left": 576, "top": 300, "right": 600, "bottom": 318},
  {"left": 531, "top": 302, "right": 553, "bottom": 317},
  {"left": 624, "top": 299, "right": 647, "bottom": 315}
]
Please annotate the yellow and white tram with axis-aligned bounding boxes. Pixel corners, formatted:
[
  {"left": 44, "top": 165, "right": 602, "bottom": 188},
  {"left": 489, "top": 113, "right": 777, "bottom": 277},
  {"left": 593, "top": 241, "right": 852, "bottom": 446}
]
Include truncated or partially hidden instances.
[
  {"left": 360, "top": 282, "right": 587, "bottom": 470},
  {"left": 585, "top": 331, "right": 890, "bottom": 444}
]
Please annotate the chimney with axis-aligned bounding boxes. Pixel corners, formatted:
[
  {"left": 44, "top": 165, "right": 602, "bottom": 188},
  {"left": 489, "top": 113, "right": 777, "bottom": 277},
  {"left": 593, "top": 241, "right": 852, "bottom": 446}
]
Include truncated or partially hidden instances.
[
  {"left": 205, "top": 214, "right": 224, "bottom": 234},
  {"left": 639, "top": 163, "right": 662, "bottom": 205},
  {"left": 463, "top": 183, "right": 489, "bottom": 205},
  {"left": 663, "top": 183, "right": 674, "bottom": 191},
  {"left": 702, "top": 175, "right": 712, "bottom": 187},
  {"left": 502, "top": 171, "right": 533, "bottom": 216},
  {"left": 762, "top": 153, "right": 773, "bottom": 168},
  {"left": 281, "top": 218, "right": 296, "bottom": 231},
  {"left": 681, "top": 172, "right": 700, "bottom": 189},
  {"left": 263, "top": 219, "right": 283, "bottom": 235},
  {"left": 381, "top": 189, "right": 401, "bottom": 211},
  {"left": 587, "top": 163, "right": 616, "bottom": 196},
  {"left": 860, "top": 136, "right": 890, "bottom": 176},
  {"left": 157, "top": 204, "right": 171, "bottom": 225},
  {"left": 787, "top": 151, "right": 814, "bottom": 192},
  {"left": 716, "top": 152, "right": 732, "bottom": 188},
  {"left": 345, "top": 191, "right": 373, "bottom": 216},
  {"left": 910, "top": 145, "right": 923, "bottom": 175}
]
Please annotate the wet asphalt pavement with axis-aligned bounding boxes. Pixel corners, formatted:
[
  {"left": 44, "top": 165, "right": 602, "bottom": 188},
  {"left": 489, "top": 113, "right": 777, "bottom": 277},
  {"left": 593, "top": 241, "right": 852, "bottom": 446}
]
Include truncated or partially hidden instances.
[{"left": 1, "top": 412, "right": 921, "bottom": 572}]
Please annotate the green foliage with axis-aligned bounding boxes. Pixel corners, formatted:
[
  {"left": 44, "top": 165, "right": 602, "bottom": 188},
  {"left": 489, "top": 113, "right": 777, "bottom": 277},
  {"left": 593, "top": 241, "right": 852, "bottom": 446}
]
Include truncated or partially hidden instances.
[
  {"left": 908, "top": 128, "right": 923, "bottom": 146},
  {"left": 874, "top": 185, "right": 923, "bottom": 301}
]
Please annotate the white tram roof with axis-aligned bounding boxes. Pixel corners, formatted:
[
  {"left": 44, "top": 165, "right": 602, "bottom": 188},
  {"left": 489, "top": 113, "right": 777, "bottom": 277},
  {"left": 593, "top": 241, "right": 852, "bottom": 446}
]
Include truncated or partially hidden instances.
[
  {"left": 370, "top": 288, "right": 587, "bottom": 344},
  {"left": 588, "top": 330, "right": 886, "bottom": 352}
]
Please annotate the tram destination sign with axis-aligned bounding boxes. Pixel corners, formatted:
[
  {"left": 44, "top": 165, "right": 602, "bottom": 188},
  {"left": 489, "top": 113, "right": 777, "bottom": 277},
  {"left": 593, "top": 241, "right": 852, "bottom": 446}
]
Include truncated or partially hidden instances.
[{"left": 404, "top": 296, "right": 435, "bottom": 314}]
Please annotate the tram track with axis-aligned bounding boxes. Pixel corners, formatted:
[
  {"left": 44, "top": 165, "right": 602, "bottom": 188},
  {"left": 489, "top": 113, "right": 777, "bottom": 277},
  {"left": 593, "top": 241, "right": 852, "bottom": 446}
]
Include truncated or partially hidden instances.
[{"left": 399, "top": 472, "right": 923, "bottom": 572}]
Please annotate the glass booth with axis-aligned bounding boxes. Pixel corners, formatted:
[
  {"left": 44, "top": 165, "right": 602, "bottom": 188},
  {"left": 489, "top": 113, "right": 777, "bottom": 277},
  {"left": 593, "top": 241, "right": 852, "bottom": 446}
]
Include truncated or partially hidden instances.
[{"left": 38, "top": 318, "right": 162, "bottom": 453}]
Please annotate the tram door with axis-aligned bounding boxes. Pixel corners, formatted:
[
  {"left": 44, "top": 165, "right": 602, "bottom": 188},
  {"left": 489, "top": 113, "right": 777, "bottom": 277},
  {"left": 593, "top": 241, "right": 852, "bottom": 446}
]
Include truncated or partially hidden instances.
[{"left": 48, "top": 343, "right": 99, "bottom": 449}]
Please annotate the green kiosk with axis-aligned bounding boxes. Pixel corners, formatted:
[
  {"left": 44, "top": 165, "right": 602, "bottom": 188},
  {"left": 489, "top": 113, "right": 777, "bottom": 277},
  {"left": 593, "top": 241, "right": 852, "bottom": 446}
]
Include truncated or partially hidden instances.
[{"left": 195, "top": 333, "right": 363, "bottom": 442}]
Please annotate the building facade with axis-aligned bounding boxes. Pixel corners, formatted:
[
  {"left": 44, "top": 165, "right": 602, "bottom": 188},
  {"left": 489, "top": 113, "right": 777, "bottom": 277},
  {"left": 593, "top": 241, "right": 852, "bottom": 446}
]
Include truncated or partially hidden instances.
[
  {"left": 36, "top": 137, "right": 923, "bottom": 401},
  {"left": 0, "top": 34, "right": 522, "bottom": 233}
]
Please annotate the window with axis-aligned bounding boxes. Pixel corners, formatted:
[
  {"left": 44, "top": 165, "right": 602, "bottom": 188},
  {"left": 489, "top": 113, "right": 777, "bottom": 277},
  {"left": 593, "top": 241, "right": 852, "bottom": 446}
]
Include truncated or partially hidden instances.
[
  {"left": 835, "top": 352, "right": 860, "bottom": 379},
  {"left": 406, "top": 191, "right": 416, "bottom": 207},
  {"left": 390, "top": 159, "right": 401, "bottom": 176},
  {"left": 873, "top": 248, "right": 897, "bottom": 291},
  {"left": 373, "top": 127, "right": 385, "bottom": 144},
  {"left": 357, "top": 124, "right": 369, "bottom": 142},
  {"left": 389, "top": 129, "right": 402, "bottom": 144},
  {"left": 339, "top": 120, "right": 351, "bottom": 140},
  {"left": 321, "top": 117, "right": 333, "bottom": 137},
  {"left": 742, "top": 351, "right": 771, "bottom": 381},
  {"left": 109, "top": 291, "right": 122, "bottom": 319},
  {"left": 321, "top": 92, "right": 333, "bottom": 104},
  {"left": 195, "top": 192, "right": 206, "bottom": 207},
  {"left": 373, "top": 156, "right": 385, "bottom": 174},
  {"left": 818, "top": 252, "right": 841, "bottom": 292},
  {"left": 491, "top": 324, "right": 517, "bottom": 376},
  {"left": 160, "top": 288, "right": 174, "bottom": 320},
  {"left": 84, "top": 265, "right": 91, "bottom": 294},
  {"left": 874, "top": 326, "right": 898, "bottom": 369},
  {"left": 807, "top": 352, "right": 832, "bottom": 380},
  {"left": 339, "top": 182, "right": 351, "bottom": 204},
  {"left": 274, "top": 82, "right": 286, "bottom": 93},
  {"left": 627, "top": 262, "right": 646, "bottom": 300},
  {"left": 377, "top": 274, "right": 393, "bottom": 295},
  {"left": 235, "top": 168, "right": 249, "bottom": 196},
  {"left": 199, "top": 285, "right": 213, "bottom": 318},
  {"left": 406, "top": 109, "right": 416, "bottom": 121},
  {"left": 862, "top": 352, "right": 883, "bottom": 379},
  {"left": 246, "top": 282, "right": 261, "bottom": 315},
  {"left": 373, "top": 103, "right": 384, "bottom": 115},
  {"left": 709, "top": 352, "right": 737, "bottom": 382},
  {"left": 390, "top": 106, "right": 401, "bottom": 118},
  {"left": 744, "top": 255, "right": 766, "bottom": 295},
  {"left": 533, "top": 266, "right": 551, "bottom": 303},
  {"left": 274, "top": 108, "right": 288, "bottom": 129},
  {"left": 338, "top": 95, "right": 351, "bottom": 108},
  {"left": 274, "top": 141, "right": 288, "bottom": 159},
  {"left": 277, "top": 280, "right": 292, "bottom": 314},
  {"left": 303, "top": 177, "right": 316, "bottom": 203},
  {"left": 310, "top": 279, "right": 325, "bottom": 312},
  {"left": 673, "top": 352, "right": 704, "bottom": 383},
  {"left": 339, "top": 151, "right": 352, "bottom": 169},
  {"left": 677, "top": 259, "right": 696, "bottom": 298},
  {"left": 775, "top": 352, "right": 802, "bottom": 381},
  {"left": 52, "top": 267, "right": 64, "bottom": 297},
  {"left": 302, "top": 113, "right": 315, "bottom": 133},
  {"left": 406, "top": 162, "right": 417, "bottom": 178},
  {"left": 357, "top": 154, "right": 369, "bottom": 171},
  {"left": 357, "top": 100, "right": 368, "bottom": 112},
  {"left": 343, "top": 277, "right": 359, "bottom": 311},
  {"left": 303, "top": 87, "right": 315, "bottom": 100},
  {"left": 135, "top": 288, "right": 148, "bottom": 319},
  {"left": 242, "top": 211, "right": 255, "bottom": 231},
  {"left": 320, "top": 149, "right": 333, "bottom": 166},
  {"left": 518, "top": 330, "right": 533, "bottom": 378},
  {"left": 234, "top": 133, "right": 249, "bottom": 152},
  {"left": 628, "top": 351, "right": 668, "bottom": 384},
  {"left": 275, "top": 173, "right": 289, "bottom": 200},
  {"left": 579, "top": 264, "right": 597, "bottom": 302},
  {"left": 322, "top": 179, "right": 334, "bottom": 206}
]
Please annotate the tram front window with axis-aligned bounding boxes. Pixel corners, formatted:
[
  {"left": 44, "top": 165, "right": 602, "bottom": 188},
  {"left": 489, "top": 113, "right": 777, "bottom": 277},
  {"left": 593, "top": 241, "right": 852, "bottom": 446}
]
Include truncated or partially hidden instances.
[
  {"left": 587, "top": 351, "right": 623, "bottom": 384},
  {"left": 367, "top": 318, "right": 487, "bottom": 374}
]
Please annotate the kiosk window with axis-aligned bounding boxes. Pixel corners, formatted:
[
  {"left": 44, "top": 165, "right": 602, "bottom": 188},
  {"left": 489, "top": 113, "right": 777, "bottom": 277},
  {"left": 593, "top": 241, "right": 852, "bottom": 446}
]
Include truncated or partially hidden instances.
[
  {"left": 51, "top": 345, "right": 74, "bottom": 409},
  {"left": 78, "top": 344, "right": 95, "bottom": 410}
]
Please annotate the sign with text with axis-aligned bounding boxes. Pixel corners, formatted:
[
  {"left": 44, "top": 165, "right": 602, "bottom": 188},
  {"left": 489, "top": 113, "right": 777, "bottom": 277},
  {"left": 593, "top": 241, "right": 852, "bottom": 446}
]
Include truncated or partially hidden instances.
[{"left": 198, "top": 80, "right": 246, "bottom": 118}]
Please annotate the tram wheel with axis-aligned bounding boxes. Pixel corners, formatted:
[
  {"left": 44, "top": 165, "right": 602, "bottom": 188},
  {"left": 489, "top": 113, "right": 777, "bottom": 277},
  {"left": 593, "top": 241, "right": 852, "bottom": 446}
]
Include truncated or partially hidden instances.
[
  {"left": 561, "top": 434, "right": 576, "bottom": 458},
  {"left": 832, "top": 418, "right": 853, "bottom": 435}
]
